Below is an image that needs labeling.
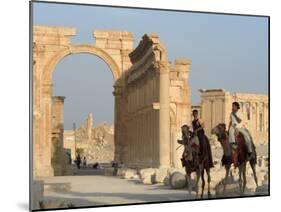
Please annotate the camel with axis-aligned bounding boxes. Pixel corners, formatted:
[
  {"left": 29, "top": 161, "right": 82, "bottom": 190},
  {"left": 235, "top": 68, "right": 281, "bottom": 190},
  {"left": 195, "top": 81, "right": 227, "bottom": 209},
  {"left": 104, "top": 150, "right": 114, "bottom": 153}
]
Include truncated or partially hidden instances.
[
  {"left": 211, "top": 123, "right": 258, "bottom": 193},
  {"left": 178, "top": 125, "right": 213, "bottom": 198}
]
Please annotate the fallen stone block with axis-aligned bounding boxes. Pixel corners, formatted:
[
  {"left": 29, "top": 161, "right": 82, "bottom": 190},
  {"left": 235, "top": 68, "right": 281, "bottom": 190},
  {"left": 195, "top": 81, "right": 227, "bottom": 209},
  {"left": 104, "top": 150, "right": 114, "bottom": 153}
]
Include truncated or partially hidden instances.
[
  {"left": 155, "top": 168, "right": 169, "bottom": 183},
  {"left": 169, "top": 171, "right": 187, "bottom": 189},
  {"left": 168, "top": 167, "right": 185, "bottom": 175},
  {"left": 139, "top": 168, "right": 156, "bottom": 176},
  {"left": 163, "top": 176, "right": 170, "bottom": 186},
  {"left": 124, "top": 169, "right": 137, "bottom": 179},
  {"left": 141, "top": 174, "right": 156, "bottom": 185}
]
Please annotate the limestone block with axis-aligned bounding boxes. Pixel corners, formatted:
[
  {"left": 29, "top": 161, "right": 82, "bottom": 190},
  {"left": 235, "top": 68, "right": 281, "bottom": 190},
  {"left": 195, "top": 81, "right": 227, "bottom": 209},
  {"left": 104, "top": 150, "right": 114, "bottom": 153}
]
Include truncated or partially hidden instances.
[
  {"left": 124, "top": 169, "right": 137, "bottom": 179},
  {"left": 132, "top": 174, "right": 140, "bottom": 180},
  {"left": 170, "top": 80, "right": 185, "bottom": 88},
  {"left": 169, "top": 171, "right": 187, "bottom": 189},
  {"left": 163, "top": 176, "right": 170, "bottom": 186},
  {"left": 141, "top": 174, "right": 156, "bottom": 185},
  {"left": 139, "top": 168, "right": 156, "bottom": 176},
  {"left": 155, "top": 168, "right": 169, "bottom": 183},
  {"left": 140, "top": 168, "right": 156, "bottom": 185},
  {"left": 168, "top": 167, "right": 185, "bottom": 175},
  {"left": 169, "top": 87, "right": 181, "bottom": 102}
]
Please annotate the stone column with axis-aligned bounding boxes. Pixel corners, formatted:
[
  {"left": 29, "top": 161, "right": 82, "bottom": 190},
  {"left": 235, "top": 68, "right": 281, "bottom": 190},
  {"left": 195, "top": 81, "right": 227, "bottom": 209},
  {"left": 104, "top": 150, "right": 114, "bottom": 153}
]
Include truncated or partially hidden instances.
[
  {"left": 113, "top": 85, "right": 122, "bottom": 163},
  {"left": 211, "top": 100, "right": 215, "bottom": 130},
  {"left": 265, "top": 103, "right": 268, "bottom": 133},
  {"left": 38, "top": 83, "right": 54, "bottom": 177},
  {"left": 263, "top": 102, "right": 266, "bottom": 132},
  {"left": 87, "top": 113, "right": 93, "bottom": 141},
  {"left": 256, "top": 102, "right": 259, "bottom": 131},
  {"left": 156, "top": 61, "right": 171, "bottom": 167},
  {"left": 51, "top": 96, "right": 65, "bottom": 176}
]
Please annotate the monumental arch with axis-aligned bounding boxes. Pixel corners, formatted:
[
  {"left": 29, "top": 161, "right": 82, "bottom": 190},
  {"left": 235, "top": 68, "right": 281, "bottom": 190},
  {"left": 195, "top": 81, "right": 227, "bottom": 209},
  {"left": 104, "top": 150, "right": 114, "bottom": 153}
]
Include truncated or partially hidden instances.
[{"left": 33, "top": 25, "right": 191, "bottom": 177}]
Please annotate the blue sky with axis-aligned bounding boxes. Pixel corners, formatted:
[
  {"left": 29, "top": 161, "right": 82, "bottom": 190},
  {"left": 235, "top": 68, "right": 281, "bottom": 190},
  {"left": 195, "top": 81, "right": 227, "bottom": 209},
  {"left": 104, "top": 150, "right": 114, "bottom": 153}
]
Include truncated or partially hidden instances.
[{"left": 33, "top": 2, "right": 268, "bottom": 129}]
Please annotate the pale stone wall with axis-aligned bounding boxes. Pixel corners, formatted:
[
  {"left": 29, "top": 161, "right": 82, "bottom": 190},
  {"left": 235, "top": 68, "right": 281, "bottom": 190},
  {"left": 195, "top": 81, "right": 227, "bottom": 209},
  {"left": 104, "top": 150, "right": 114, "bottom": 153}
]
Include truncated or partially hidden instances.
[
  {"left": 169, "top": 59, "right": 192, "bottom": 168},
  {"left": 63, "top": 130, "right": 76, "bottom": 161},
  {"left": 197, "top": 89, "right": 268, "bottom": 145}
]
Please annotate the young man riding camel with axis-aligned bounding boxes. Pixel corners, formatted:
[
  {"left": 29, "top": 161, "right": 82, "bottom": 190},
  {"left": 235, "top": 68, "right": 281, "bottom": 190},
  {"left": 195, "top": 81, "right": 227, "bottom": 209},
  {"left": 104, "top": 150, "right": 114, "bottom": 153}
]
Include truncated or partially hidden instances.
[{"left": 228, "top": 101, "right": 254, "bottom": 160}]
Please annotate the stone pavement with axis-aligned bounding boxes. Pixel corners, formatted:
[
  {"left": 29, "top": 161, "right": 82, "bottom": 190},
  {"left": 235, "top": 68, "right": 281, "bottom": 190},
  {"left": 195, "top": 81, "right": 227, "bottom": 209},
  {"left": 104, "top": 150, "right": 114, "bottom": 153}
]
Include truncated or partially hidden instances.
[{"left": 41, "top": 175, "right": 197, "bottom": 208}]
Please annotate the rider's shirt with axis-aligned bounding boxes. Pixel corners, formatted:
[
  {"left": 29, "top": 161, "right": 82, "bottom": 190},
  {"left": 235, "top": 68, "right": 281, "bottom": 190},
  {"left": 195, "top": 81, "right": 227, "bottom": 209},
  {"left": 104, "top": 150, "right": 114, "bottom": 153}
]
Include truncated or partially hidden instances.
[{"left": 230, "top": 111, "right": 242, "bottom": 129}]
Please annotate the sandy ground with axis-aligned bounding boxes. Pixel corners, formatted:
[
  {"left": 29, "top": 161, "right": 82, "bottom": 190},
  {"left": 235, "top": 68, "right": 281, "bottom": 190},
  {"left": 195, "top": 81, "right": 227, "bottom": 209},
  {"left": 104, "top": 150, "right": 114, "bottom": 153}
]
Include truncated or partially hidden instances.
[{"left": 39, "top": 143, "right": 268, "bottom": 209}]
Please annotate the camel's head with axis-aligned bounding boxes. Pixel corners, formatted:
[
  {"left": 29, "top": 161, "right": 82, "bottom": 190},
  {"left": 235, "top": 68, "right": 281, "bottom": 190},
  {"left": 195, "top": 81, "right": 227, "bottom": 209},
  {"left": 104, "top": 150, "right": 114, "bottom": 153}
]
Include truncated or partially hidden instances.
[
  {"left": 211, "top": 123, "right": 226, "bottom": 139},
  {"left": 181, "top": 124, "right": 190, "bottom": 136}
]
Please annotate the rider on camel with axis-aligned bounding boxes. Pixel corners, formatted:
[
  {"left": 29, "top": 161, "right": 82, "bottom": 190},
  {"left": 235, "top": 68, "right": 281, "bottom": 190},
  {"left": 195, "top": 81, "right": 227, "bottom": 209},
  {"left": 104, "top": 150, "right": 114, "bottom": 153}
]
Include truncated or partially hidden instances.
[
  {"left": 192, "top": 110, "right": 214, "bottom": 167},
  {"left": 228, "top": 101, "right": 254, "bottom": 160}
]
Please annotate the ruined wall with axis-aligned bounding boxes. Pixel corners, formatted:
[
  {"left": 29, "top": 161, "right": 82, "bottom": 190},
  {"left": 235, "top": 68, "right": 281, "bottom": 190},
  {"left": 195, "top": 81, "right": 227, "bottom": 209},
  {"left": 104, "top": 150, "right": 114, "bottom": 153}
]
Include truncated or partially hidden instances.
[
  {"left": 169, "top": 59, "right": 191, "bottom": 168},
  {"left": 199, "top": 89, "right": 268, "bottom": 145},
  {"left": 123, "top": 34, "right": 191, "bottom": 168},
  {"left": 63, "top": 114, "right": 115, "bottom": 163}
]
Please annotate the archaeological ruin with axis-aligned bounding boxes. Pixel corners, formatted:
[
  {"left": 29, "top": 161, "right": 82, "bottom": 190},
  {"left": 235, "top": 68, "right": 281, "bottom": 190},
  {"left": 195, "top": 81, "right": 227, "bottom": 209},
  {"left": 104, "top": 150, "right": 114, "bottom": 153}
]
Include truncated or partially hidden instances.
[
  {"left": 63, "top": 113, "right": 115, "bottom": 163},
  {"left": 33, "top": 25, "right": 192, "bottom": 177},
  {"left": 192, "top": 89, "right": 268, "bottom": 145}
]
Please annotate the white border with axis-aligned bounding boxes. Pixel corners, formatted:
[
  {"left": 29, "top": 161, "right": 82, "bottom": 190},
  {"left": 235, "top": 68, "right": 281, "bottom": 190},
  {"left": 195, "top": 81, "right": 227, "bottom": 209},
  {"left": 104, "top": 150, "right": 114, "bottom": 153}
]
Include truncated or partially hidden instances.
[{"left": 0, "top": 0, "right": 279, "bottom": 211}]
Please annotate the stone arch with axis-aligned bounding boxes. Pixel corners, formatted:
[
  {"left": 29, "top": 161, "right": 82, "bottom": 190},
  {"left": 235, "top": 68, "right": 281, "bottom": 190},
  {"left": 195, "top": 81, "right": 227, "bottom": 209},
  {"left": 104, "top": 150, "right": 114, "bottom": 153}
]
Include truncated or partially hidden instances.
[
  {"left": 42, "top": 44, "right": 121, "bottom": 84},
  {"left": 33, "top": 26, "right": 136, "bottom": 177}
]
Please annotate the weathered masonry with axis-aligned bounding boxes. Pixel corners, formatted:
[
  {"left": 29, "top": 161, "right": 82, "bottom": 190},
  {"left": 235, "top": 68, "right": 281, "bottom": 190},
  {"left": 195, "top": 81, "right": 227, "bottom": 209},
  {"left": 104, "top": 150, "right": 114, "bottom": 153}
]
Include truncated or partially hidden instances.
[
  {"left": 33, "top": 25, "right": 191, "bottom": 177},
  {"left": 124, "top": 34, "right": 191, "bottom": 168},
  {"left": 198, "top": 89, "right": 268, "bottom": 145}
]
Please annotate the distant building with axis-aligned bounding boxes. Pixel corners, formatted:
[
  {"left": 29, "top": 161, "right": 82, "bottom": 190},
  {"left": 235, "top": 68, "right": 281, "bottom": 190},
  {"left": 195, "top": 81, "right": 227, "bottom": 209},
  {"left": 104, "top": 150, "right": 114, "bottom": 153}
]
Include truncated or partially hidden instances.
[
  {"left": 63, "top": 113, "right": 115, "bottom": 163},
  {"left": 192, "top": 89, "right": 268, "bottom": 145}
]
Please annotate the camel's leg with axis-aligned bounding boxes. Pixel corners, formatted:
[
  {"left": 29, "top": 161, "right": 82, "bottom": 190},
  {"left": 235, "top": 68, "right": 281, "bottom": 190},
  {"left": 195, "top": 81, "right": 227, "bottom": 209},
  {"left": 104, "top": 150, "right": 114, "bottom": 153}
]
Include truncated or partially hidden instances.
[
  {"left": 195, "top": 170, "right": 200, "bottom": 199},
  {"left": 206, "top": 169, "right": 212, "bottom": 198},
  {"left": 223, "top": 165, "right": 230, "bottom": 194},
  {"left": 242, "top": 163, "right": 247, "bottom": 193},
  {"left": 201, "top": 168, "right": 205, "bottom": 199},
  {"left": 238, "top": 165, "right": 243, "bottom": 193},
  {"left": 250, "top": 161, "right": 258, "bottom": 187},
  {"left": 186, "top": 172, "right": 192, "bottom": 198}
]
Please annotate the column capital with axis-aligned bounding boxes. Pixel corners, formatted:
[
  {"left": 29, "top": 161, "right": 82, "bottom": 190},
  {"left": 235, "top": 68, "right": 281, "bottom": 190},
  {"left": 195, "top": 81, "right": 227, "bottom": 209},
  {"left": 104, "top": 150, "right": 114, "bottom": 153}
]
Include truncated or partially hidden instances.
[
  {"left": 153, "top": 61, "right": 170, "bottom": 74},
  {"left": 112, "top": 85, "right": 124, "bottom": 97}
]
